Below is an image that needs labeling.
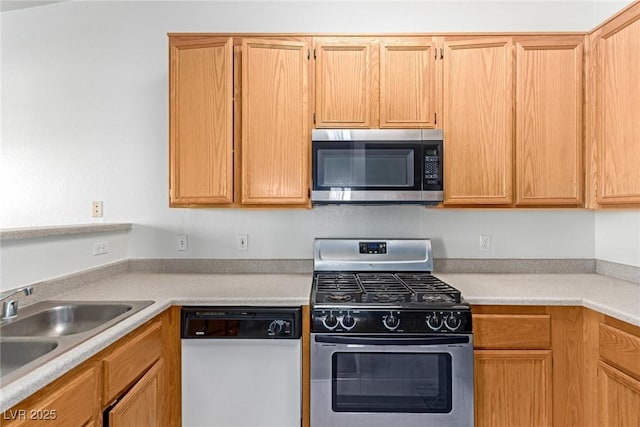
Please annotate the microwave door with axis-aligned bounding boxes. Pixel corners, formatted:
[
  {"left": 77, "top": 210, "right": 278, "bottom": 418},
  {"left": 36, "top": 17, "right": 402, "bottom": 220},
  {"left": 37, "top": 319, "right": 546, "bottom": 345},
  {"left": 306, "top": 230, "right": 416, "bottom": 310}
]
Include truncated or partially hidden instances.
[{"left": 312, "top": 142, "right": 423, "bottom": 203}]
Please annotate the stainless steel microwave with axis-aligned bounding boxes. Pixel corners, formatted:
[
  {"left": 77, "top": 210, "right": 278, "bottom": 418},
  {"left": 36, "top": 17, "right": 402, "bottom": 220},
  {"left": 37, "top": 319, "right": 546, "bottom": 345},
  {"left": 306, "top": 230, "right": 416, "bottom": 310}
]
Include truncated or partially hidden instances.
[{"left": 312, "top": 129, "right": 444, "bottom": 204}]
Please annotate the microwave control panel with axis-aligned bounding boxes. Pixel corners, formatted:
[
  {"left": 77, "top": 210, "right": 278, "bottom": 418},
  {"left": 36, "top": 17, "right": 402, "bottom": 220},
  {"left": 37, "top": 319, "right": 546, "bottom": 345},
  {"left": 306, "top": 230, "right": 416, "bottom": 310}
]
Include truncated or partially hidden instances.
[{"left": 423, "top": 143, "right": 443, "bottom": 189}]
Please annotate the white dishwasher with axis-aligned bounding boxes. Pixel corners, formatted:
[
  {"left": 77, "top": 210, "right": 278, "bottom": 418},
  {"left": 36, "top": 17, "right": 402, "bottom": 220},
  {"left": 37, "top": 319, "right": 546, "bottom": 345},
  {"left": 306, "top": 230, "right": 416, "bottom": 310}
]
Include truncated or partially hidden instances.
[{"left": 181, "top": 306, "right": 302, "bottom": 427}]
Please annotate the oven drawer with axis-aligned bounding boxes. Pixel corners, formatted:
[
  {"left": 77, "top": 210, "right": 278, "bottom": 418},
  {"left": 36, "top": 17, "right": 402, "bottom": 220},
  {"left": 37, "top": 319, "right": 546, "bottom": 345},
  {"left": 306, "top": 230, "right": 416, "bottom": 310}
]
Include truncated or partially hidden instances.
[{"left": 473, "top": 314, "right": 551, "bottom": 349}]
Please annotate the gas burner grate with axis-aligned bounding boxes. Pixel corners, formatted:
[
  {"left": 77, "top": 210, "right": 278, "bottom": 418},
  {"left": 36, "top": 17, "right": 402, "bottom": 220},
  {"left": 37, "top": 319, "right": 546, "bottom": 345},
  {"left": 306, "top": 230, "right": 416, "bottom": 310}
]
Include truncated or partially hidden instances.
[
  {"left": 315, "top": 273, "right": 362, "bottom": 292},
  {"left": 395, "top": 273, "right": 461, "bottom": 303},
  {"left": 312, "top": 271, "right": 463, "bottom": 305},
  {"left": 314, "top": 273, "right": 363, "bottom": 303},
  {"left": 356, "top": 273, "right": 411, "bottom": 294}
]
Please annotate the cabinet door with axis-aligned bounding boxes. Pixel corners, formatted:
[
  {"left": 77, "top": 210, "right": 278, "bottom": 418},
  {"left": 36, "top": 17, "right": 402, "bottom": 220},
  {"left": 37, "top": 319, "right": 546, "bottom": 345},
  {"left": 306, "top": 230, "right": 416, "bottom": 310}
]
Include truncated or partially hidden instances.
[
  {"left": 475, "top": 350, "right": 552, "bottom": 427},
  {"left": 443, "top": 38, "right": 513, "bottom": 205},
  {"left": 314, "top": 38, "right": 377, "bottom": 128},
  {"left": 169, "top": 37, "right": 234, "bottom": 205},
  {"left": 597, "top": 9, "right": 640, "bottom": 205},
  {"left": 241, "top": 39, "right": 310, "bottom": 204},
  {"left": 598, "top": 361, "right": 640, "bottom": 427},
  {"left": 108, "top": 361, "right": 163, "bottom": 427},
  {"left": 380, "top": 38, "right": 437, "bottom": 128},
  {"left": 2, "top": 364, "right": 100, "bottom": 427},
  {"left": 515, "top": 37, "right": 583, "bottom": 206}
]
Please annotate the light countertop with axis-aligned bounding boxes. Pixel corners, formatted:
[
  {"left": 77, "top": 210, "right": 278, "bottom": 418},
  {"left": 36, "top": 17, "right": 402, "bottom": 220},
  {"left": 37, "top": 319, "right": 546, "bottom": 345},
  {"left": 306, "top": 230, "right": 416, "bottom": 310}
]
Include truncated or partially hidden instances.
[{"left": 1, "top": 271, "right": 638, "bottom": 412}]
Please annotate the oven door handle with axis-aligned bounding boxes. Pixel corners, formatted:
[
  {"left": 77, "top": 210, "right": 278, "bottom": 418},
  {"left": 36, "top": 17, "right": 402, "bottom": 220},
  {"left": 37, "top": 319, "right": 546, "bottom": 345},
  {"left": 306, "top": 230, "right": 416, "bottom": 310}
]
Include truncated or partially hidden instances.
[{"left": 314, "top": 335, "right": 470, "bottom": 346}]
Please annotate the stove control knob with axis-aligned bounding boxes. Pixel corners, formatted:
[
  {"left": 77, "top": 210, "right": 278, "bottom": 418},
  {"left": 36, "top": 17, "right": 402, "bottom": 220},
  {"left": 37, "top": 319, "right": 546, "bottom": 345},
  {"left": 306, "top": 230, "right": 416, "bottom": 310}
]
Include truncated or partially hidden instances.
[
  {"left": 340, "top": 312, "right": 357, "bottom": 330},
  {"left": 426, "top": 313, "right": 443, "bottom": 331},
  {"left": 383, "top": 313, "right": 400, "bottom": 331},
  {"left": 444, "top": 313, "right": 462, "bottom": 332},
  {"left": 322, "top": 312, "right": 339, "bottom": 330},
  {"left": 267, "top": 320, "right": 285, "bottom": 336}
]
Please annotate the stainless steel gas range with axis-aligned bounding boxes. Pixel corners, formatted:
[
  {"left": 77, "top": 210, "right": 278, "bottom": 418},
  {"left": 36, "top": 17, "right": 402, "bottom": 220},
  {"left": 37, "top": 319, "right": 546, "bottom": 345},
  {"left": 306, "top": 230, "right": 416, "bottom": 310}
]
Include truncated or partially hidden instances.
[{"left": 310, "top": 239, "right": 474, "bottom": 427}]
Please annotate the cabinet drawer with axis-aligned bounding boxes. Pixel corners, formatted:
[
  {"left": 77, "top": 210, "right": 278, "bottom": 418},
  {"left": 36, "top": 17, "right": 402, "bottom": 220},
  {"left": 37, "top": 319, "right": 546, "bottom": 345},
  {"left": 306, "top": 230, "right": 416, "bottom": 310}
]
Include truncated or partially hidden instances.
[
  {"left": 599, "top": 323, "right": 640, "bottom": 380},
  {"left": 2, "top": 364, "right": 99, "bottom": 427},
  {"left": 103, "top": 320, "right": 162, "bottom": 404},
  {"left": 473, "top": 314, "right": 551, "bottom": 349}
]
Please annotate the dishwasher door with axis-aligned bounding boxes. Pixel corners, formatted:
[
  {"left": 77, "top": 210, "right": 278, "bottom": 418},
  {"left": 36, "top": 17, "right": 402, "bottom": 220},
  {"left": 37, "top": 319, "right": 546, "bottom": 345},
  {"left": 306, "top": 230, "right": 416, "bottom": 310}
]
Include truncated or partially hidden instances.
[{"left": 182, "top": 339, "right": 301, "bottom": 427}]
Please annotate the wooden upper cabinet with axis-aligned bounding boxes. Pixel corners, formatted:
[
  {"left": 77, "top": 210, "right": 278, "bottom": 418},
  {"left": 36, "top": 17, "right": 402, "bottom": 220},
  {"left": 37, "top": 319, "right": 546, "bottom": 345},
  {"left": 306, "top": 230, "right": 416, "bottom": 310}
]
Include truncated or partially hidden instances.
[
  {"left": 443, "top": 38, "right": 513, "bottom": 205},
  {"left": 314, "top": 37, "right": 437, "bottom": 128},
  {"left": 515, "top": 36, "right": 584, "bottom": 206},
  {"left": 241, "top": 39, "right": 310, "bottom": 204},
  {"left": 169, "top": 37, "right": 233, "bottom": 205},
  {"left": 379, "top": 39, "right": 437, "bottom": 128},
  {"left": 596, "top": 7, "right": 640, "bottom": 206},
  {"left": 314, "top": 39, "right": 377, "bottom": 128}
]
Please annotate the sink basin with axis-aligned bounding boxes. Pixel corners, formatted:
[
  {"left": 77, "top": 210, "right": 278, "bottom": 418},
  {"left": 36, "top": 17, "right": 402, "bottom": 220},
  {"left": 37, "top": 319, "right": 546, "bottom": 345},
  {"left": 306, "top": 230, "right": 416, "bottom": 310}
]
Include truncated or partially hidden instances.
[
  {"left": 1, "top": 303, "right": 132, "bottom": 337},
  {"left": 0, "top": 339, "right": 59, "bottom": 377},
  {"left": 0, "top": 300, "right": 154, "bottom": 385}
]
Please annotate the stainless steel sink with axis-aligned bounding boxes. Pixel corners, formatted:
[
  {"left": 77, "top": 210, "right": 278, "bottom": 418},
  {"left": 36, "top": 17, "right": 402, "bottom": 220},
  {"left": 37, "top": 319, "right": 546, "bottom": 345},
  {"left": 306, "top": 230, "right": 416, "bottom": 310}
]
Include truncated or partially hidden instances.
[
  {"left": 1, "top": 303, "right": 133, "bottom": 337},
  {"left": 0, "top": 339, "right": 59, "bottom": 378},
  {"left": 0, "top": 300, "right": 154, "bottom": 386}
]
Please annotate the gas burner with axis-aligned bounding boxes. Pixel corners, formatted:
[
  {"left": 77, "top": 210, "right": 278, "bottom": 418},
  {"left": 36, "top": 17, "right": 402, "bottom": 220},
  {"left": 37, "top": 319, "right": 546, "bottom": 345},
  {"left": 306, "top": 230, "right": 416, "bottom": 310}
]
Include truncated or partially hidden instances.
[
  {"left": 326, "top": 293, "right": 353, "bottom": 303},
  {"left": 372, "top": 293, "right": 404, "bottom": 303},
  {"left": 420, "top": 294, "right": 455, "bottom": 304}
]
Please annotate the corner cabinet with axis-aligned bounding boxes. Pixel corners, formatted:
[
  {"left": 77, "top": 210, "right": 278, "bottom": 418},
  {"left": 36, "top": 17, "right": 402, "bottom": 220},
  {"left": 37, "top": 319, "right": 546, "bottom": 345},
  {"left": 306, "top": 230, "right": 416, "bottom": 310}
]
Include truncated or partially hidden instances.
[
  {"left": 593, "top": 4, "right": 640, "bottom": 206},
  {"left": 314, "top": 37, "right": 438, "bottom": 128},
  {"left": 596, "top": 320, "right": 640, "bottom": 427},
  {"left": 169, "top": 35, "right": 311, "bottom": 208},
  {"left": 443, "top": 38, "right": 514, "bottom": 205}
]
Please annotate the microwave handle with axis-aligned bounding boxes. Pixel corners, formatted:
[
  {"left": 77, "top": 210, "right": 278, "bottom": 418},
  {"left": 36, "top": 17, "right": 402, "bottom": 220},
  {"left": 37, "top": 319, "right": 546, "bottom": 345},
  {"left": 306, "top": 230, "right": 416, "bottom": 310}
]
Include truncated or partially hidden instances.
[{"left": 314, "top": 335, "right": 470, "bottom": 346}]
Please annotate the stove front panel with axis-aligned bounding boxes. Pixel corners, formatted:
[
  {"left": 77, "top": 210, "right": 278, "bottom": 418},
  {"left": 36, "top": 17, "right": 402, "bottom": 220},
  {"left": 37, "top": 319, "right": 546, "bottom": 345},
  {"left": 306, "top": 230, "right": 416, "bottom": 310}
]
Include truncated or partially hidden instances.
[{"left": 311, "top": 308, "right": 472, "bottom": 334}]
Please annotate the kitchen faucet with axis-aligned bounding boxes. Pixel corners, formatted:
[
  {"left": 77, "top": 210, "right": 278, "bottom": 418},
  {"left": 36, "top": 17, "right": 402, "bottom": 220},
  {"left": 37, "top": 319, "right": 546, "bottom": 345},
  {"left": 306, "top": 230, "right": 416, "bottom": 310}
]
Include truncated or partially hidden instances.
[{"left": 0, "top": 286, "right": 33, "bottom": 320}]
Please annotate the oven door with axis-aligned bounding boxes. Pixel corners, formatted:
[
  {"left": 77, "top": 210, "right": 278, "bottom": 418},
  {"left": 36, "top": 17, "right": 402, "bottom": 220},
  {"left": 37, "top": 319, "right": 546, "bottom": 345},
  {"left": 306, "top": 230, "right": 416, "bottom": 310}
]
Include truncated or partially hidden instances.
[
  {"left": 311, "top": 141, "right": 423, "bottom": 203},
  {"left": 311, "top": 334, "right": 474, "bottom": 427}
]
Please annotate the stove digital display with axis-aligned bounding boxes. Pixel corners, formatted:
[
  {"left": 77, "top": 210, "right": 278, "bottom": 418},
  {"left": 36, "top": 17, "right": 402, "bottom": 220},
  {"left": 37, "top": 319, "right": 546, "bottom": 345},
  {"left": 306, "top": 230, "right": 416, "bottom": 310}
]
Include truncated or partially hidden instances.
[{"left": 359, "top": 241, "right": 387, "bottom": 254}]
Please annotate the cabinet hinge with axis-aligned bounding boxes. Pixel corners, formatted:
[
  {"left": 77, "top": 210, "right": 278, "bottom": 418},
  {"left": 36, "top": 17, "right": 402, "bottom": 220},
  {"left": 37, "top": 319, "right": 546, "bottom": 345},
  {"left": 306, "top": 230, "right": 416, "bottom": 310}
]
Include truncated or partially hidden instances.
[
  {"left": 440, "top": 48, "right": 444, "bottom": 59},
  {"left": 313, "top": 112, "right": 316, "bottom": 125}
]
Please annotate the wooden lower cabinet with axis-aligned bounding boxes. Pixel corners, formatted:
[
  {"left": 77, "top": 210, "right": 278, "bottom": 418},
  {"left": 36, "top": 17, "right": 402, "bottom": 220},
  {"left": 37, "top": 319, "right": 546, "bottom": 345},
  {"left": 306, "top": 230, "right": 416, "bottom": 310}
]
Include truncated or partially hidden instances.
[
  {"left": 474, "top": 350, "right": 552, "bottom": 427},
  {"left": 0, "top": 363, "right": 100, "bottom": 427},
  {"left": 473, "top": 306, "right": 640, "bottom": 427},
  {"left": 107, "top": 361, "right": 163, "bottom": 427},
  {"left": 598, "top": 361, "right": 640, "bottom": 427},
  {"left": 472, "top": 306, "right": 584, "bottom": 427},
  {"left": 1, "top": 307, "right": 180, "bottom": 427},
  {"left": 593, "top": 316, "right": 640, "bottom": 427}
]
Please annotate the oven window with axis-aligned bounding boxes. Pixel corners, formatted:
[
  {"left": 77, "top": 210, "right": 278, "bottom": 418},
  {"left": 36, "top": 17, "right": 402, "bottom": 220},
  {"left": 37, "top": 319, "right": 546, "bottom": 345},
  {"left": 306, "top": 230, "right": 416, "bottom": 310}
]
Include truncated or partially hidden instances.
[
  {"left": 316, "top": 148, "right": 414, "bottom": 187},
  {"left": 332, "top": 352, "right": 452, "bottom": 413}
]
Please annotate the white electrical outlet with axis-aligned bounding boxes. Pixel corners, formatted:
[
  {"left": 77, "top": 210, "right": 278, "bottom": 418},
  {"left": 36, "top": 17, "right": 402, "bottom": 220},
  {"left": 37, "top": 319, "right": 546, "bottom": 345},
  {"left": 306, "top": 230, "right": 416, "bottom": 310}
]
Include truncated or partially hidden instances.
[
  {"left": 237, "top": 234, "right": 248, "bottom": 251},
  {"left": 93, "top": 242, "right": 109, "bottom": 255},
  {"left": 480, "top": 235, "right": 491, "bottom": 252},
  {"left": 92, "top": 201, "right": 103, "bottom": 218},
  {"left": 177, "top": 235, "right": 188, "bottom": 251}
]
